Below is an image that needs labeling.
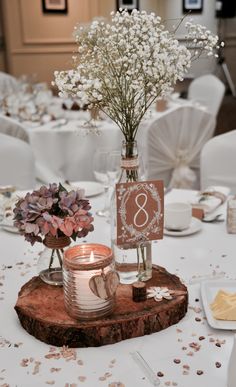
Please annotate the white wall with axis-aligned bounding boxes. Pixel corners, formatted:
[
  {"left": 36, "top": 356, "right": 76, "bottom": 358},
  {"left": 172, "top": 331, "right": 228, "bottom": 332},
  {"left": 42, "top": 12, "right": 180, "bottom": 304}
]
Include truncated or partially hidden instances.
[{"left": 159, "top": 0, "right": 218, "bottom": 78}]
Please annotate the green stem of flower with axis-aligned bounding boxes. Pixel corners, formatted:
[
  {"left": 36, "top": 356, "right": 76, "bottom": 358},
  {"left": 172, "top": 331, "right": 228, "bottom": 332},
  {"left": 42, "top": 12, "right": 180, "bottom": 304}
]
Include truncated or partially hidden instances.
[{"left": 49, "top": 249, "right": 55, "bottom": 270}]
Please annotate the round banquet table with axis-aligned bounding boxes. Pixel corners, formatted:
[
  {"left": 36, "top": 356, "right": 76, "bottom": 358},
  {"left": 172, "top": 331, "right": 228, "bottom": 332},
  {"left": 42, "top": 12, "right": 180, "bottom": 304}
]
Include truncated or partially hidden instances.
[
  {"left": 22, "top": 97, "right": 209, "bottom": 184},
  {"left": 0, "top": 188, "right": 235, "bottom": 387}
]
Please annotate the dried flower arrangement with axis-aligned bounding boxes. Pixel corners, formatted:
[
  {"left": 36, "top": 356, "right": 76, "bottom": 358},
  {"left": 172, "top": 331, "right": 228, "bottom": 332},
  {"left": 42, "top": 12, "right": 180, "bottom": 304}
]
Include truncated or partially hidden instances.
[{"left": 13, "top": 183, "right": 94, "bottom": 245}]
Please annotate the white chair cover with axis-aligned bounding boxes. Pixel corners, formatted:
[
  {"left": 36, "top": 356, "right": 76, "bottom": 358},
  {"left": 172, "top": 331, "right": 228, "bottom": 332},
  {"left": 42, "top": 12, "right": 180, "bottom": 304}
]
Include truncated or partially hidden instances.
[
  {"left": 0, "top": 115, "right": 61, "bottom": 184},
  {"left": 146, "top": 105, "right": 216, "bottom": 190},
  {"left": 0, "top": 133, "right": 36, "bottom": 189},
  {"left": 0, "top": 72, "right": 19, "bottom": 96},
  {"left": 0, "top": 115, "right": 29, "bottom": 143},
  {"left": 188, "top": 74, "right": 225, "bottom": 116},
  {"left": 200, "top": 130, "right": 236, "bottom": 194}
]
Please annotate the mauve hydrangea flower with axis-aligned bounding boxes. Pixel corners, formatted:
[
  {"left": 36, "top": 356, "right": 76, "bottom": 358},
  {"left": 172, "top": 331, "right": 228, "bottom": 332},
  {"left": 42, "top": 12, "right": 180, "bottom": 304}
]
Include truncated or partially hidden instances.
[{"left": 13, "top": 183, "right": 94, "bottom": 245}]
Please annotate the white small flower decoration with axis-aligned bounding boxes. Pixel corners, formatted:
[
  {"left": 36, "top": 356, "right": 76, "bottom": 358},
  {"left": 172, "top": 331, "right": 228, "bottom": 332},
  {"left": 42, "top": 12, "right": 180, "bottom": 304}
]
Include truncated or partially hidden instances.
[{"left": 147, "top": 287, "right": 173, "bottom": 302}]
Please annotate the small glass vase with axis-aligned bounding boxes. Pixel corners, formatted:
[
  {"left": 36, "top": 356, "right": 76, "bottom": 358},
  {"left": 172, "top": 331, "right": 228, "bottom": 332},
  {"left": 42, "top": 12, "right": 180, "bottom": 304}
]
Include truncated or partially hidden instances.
[
  {"left": 111, "top": 140, "right": 152, "bottom": 285},
  {"left": 37, "top": 234, "right": 71, "bottom": 286}
]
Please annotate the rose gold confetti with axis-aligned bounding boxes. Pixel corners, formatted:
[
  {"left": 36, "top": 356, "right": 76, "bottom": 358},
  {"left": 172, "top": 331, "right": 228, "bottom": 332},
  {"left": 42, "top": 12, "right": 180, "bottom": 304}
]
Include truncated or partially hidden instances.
[
  {"left": 32, "top": 361, "right": 41, "bottom": 375},
  {"left": 77, "top": 360, "right": 83, "bottom": 366},
  {"left": 189, "top": 342, "right": 201, "bottom": 352},
  {"left": 189, "top": 306, "right": 202, "bottom": 313},
  {"left": 215, "top": 362, "right": 221, "bottom": 368},
  {"left": 20, "top": 358, "right": 29, "bottom": 367},
  {"left": 187, "top": 351, "right": 194, "bottom": 356},
  {"left": 176, "top": 329, "right": 182, "bottom": 333},
  {"left": 110, "top": 359, "right": 116, "bottom": 364},
  {"left": 209, "top": 338, "right": 215, "bottom": 343},
  {"left": 99, "top": 376, "right": 107, "bottom": 381},
  {"left": 215, "top": 343, "right": 221, "bottom": 347},
  {"left": 157, "top": 372, "right": 164, "bottom": 377},
  {"left": 78, "top": 376, "right": 86, "bottom": 382},
  {"left": 165, "top": 382, "right": 171, "bottom": 386},
  {"left": 0, "top": 384, "right": 10, "bottom": 387},
  {"left": 172, "top": 383, "right": 178, "bottom": 386},
  {"left": 45, "top": 353, "right": 61, "bottom": 360},
  {"left": 196, "top": 370, "right": 204, "bottom": 375},
  {"left": 108, "top": 383, "right": 125, "bottom": 387},
  {"left": 183, "top": 364, "right": 190, "bottom": 370},
  {"left": 177, "top": 338, "right": 183, "bottom": 342},
  {"left": 50, "top": 368, "right": 61, "bottom": 373},
  {"left": 183, "top": 370, "right": 189, "bottom": 375},
  {"left": 45, "top": 382, "right": 55, "bottom": 385},
  {"left": 182, "top": 346, "right": 187, "bottom": 351},
  {"left": 199, "top": 336, "right": 205, "bottom": 341},
  {"left": 173, "top": 359, "right": 181, "bottom": 364}
]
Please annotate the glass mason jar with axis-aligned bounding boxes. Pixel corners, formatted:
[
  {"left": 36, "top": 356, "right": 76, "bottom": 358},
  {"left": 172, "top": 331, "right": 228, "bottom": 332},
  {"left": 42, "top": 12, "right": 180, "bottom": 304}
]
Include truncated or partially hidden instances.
[
  {"left": 111, "top": 140, "right": 152, "bottom": 285},
  {"left": 63, "top": 244, "right": 117, "bottom": 320},
  {"left": 37, "top": 234, "right": 71, "bottom": 286},
  {"left": 227, "top": 196, "right": 236, "bottom": 234}
]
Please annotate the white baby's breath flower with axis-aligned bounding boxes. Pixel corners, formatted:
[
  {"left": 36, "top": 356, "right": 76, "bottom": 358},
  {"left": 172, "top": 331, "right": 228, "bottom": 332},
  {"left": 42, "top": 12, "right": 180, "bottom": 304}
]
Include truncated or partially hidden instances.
[{"left": 54, "top": 9, "right": 219, "bottom": 141}]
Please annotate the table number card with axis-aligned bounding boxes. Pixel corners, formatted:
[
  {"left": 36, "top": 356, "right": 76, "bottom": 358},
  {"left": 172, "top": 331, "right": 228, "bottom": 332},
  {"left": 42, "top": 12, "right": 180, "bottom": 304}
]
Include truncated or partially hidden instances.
[{"left": 116, "top": 180, "right": 164, "bottom": 246}]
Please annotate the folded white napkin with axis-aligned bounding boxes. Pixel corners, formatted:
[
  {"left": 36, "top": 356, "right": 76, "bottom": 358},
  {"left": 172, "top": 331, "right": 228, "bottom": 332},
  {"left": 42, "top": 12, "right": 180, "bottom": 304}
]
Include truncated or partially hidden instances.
[{"left": 192, "top": 186, "right": 230, "bottom": 214}]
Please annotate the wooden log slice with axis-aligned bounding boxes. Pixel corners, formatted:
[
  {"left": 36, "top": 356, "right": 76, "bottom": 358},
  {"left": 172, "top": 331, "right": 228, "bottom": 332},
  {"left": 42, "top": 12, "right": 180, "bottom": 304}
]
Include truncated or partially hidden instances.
[{"left": 15, "top": 265, "right": 188, "bottom": 347}]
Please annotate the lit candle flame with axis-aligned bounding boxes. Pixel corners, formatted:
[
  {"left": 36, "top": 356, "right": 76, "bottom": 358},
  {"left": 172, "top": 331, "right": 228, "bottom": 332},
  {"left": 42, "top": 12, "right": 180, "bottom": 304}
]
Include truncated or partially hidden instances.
[{"left": 89, "top": 250, "right": 95, "bottom": 262}]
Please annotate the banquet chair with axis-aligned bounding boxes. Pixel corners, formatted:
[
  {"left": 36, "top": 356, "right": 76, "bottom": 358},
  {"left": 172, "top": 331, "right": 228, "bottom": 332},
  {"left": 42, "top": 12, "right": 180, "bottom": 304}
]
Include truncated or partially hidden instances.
[
  {"left": 0, "top": 71, "right": 19, "bottom": 96},
  {"left": 0, "top": 115, "right": 61, "bottom": 184},
  {"left": 146, "top": 105, "right": 216, "bottom": 190},
  {"left": 187, "top": 74, "right": 225, "bottom": 116},
  {"left": 0, "top": 133, "right": 36, "bottom": 189},
  {"left": 0, "top": 115, "right": 29, "bottom": 143},
  {"left": 200, "top": 130, "right": 236, "bottom": 194}
]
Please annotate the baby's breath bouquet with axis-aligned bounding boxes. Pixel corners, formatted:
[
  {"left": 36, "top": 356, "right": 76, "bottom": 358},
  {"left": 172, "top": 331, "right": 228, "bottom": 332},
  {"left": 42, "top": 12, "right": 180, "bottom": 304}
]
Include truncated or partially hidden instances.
[
  {"left": 54, "top": 9, "right": 219, "bottom": 284},
  {"left": 54, "top": 9, "right": 219, "bottom": 144}
]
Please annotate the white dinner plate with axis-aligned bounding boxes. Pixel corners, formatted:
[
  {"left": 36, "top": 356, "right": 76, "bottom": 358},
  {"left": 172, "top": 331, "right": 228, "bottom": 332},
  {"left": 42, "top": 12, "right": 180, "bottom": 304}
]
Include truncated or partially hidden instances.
[
  {"left": 1, "top": 223, "right": 19, "bottom": 233},
  {"left": 164, "top": 217, "right": 202, "bottom": 236},
  {"left": 0, "top": 190, "right": 29, "bottom": 233},
  {"left": 70, "top": 181, "right": 104, "bottom": 198},
  {"left": 201, "top": 280, "right": 236, "bottom": 330}
]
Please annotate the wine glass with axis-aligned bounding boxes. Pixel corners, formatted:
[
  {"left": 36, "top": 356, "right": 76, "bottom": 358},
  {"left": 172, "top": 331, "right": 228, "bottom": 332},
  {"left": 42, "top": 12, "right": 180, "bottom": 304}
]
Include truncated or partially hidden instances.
[
  {"left": 93, "top": 149, "right": 121, "bottom": 217},
  {"left": 107, "top": 150, "right": 121, "bottom": 190},
  {"left": 93, "top": 149, "right": 110, "bottom": 217}
]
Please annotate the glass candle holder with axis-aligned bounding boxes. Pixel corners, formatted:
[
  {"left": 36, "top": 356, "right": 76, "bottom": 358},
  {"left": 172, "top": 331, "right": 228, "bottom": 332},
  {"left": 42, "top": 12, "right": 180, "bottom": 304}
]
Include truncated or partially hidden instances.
[
  {"left": 63, "top": 244, "right": 119, "bottom": 320},
  {"left": 227, "top": 197, "right": 236, "bottom": 234}
]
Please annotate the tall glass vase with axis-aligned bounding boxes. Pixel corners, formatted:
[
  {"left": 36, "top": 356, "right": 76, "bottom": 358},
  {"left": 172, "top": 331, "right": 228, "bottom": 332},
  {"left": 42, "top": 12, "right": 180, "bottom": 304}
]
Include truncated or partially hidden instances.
[{"left": 111, "top": 140, "right": 152, "bottom": 285}]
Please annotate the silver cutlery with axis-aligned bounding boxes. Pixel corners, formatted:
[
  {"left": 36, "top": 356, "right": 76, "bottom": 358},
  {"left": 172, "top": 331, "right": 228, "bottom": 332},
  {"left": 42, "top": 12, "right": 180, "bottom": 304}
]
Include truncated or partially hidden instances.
[
  {"left": 202, "top": 214, "right": 224, "bottom": 223},
  {"left": 188, "top": 272, "right": 225, "bottom": 285},
  {"left": 130, "top": 351, "right": 160, "bottom": 386}
]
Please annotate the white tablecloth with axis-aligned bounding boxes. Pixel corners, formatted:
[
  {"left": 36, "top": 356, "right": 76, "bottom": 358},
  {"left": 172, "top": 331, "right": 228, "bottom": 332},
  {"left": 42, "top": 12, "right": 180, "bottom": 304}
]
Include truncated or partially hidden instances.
[
  {"left": 0, "top": 188, "right": 235, "bottom": 387},
  {"left": 25, "top": 98, "right": 208, "bottom": 184},
  {"left": 26, "top": 117, "right": 123, "bottom": 182}
]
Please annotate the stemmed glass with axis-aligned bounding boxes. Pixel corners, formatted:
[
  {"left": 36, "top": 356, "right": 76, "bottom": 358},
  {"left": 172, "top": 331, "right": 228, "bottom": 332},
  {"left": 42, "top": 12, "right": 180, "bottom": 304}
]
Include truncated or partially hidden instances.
[{"left": 93, "top": 149, "right": 120, "bottom": 217}]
